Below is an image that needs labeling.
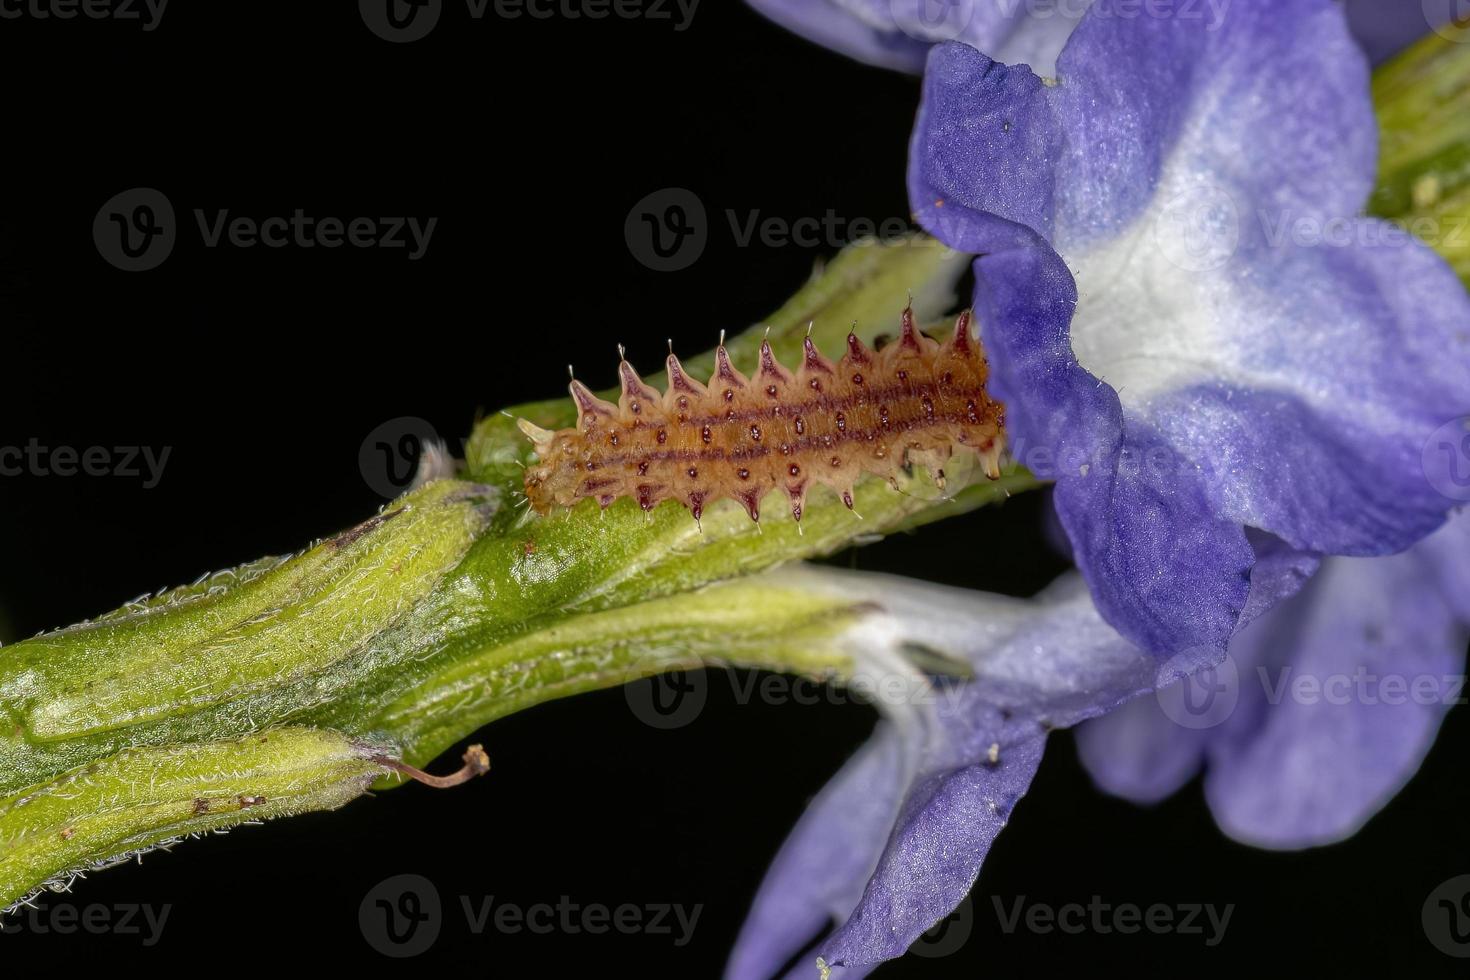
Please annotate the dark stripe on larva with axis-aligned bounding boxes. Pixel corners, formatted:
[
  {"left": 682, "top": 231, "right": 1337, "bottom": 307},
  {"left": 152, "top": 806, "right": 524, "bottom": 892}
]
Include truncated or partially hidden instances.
[{"left": 519, "top": 307, "right": 1006, "bottom": 524}]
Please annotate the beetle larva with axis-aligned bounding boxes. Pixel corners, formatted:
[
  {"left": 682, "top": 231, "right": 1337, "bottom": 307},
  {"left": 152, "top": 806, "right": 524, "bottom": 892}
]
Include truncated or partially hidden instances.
[{"left": 519, "top": 307, "right": 1005, "bottom": 525}]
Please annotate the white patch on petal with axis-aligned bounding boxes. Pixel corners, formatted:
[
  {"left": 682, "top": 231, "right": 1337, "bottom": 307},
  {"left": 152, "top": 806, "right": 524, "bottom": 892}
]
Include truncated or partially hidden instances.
[
  {"left": 1055, "top": 22, "right": 1386, "bottom": 420},
  {"left": 1065, "top": 175, "right": 1244, "bottom": 409}
]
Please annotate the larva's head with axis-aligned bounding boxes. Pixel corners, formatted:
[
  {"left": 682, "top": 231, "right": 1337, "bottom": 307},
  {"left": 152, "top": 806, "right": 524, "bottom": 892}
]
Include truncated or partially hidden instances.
[
  {"left": 522, "top": 460, "right": 556, "bottom": 513},
  {"left": 518, "top": 418, "right": 583, "bottom": 514}
]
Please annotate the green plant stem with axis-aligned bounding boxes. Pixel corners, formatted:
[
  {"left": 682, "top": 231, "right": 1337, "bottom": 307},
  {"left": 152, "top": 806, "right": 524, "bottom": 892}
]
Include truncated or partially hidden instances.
[
  {"left": 5, "top": 29, "right": 1465, "bottom": 902},
  {"left": 0, "top": 728, "right": 391, "bottom": 909},
  {"left": 0, "top": 236, "right": 1037, "bottom": 905}
]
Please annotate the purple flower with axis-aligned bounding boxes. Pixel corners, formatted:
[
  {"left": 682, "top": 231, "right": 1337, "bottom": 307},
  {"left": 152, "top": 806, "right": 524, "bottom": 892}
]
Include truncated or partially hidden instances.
[
  {"left": 725, "top": 3, "right": 1470, "bottom": 976},
  {"left": 724, "top": 566, "right": 1229, "bottom": 978},
  {"left": 1078, "top": 509, "right": 1470, "bottom": 849},
  {"left": 724, "top": 2, "right": 1469, "bottom": 975},
  {"left": 907, "top": 0, "right": 1470, "bottom": 654},
  {"left": 742, "top": 0, "right": 1084, "bottom": 75},
  {"left": 728, "top": 516, "right": 1467, "bottom": 978},
  {"left": 743, "top": 0, "right": 1443, "bottom": 72}
]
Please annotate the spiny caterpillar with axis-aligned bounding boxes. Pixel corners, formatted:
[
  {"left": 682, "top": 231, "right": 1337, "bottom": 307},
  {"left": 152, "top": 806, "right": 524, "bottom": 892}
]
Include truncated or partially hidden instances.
[{"left": 517, "top": 307, "right": 1005, "bottom": 526}]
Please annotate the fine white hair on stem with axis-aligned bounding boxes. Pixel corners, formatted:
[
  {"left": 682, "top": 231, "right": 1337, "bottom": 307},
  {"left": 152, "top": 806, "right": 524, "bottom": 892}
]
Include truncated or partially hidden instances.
[{"left": 409, "top": 438, "right": 459, "bottom": 490}]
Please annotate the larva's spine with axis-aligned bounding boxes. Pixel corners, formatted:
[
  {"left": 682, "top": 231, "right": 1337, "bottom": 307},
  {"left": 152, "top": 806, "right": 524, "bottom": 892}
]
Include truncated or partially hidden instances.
[{"left": 520, "top": 307, "right": 1005, "bottom": 525}]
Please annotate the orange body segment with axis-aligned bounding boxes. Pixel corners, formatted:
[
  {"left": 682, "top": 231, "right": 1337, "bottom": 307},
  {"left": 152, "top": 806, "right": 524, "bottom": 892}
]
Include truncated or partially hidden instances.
[{"left": 521, "top": 308, "right": 1006, "bottom": 524}]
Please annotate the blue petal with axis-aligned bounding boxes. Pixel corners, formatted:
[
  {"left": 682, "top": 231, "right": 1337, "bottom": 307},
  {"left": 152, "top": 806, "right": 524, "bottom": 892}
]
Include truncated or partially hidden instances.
[
  {"left": 1075, "top": 529, "right": 1319, "bottom": 802},
  {"left": 730, "top": 569, "right": 1182, "bottom": 977},
  {"left": 743, "top": 0, "right": 1434, "bottom": 76},
  {"left": 815, "top": 734, "right": 1046, "bottom": 968},
  {"left": 1420, "top": 506, "right": 1470, "bottom": 621},
  {"left": 1079, "top": 513, "right": 1470, "bottom": 846},
  {"left": 743, "top": 0, "right": 1085, "bottom": 75},
  {"left": 1237, "top": 529, "right": 1321, "bottom": 629},
  {"left": 1076, "top": 696, "right": 1209, "bottom": 803},
  {"left": 909, "top": 1, "right": 1470, "bottom": 653},
  {"left": 724, "top": 727, "right": 910, "bottom": 980},
  {"left": 1205, "top": 516, "right": 1470, "bottom": 847}
]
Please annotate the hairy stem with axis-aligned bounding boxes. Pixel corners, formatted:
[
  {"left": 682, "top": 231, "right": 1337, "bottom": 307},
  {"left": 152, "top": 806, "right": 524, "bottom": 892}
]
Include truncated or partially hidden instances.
[{"left": 0, "top": 236, "right": 1034, "bottom": 902}]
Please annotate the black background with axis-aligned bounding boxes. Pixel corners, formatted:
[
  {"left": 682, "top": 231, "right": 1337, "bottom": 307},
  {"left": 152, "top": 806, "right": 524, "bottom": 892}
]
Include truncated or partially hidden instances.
[{"left": 0, "top": 1, "right": 1466, "bottom": 975}]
